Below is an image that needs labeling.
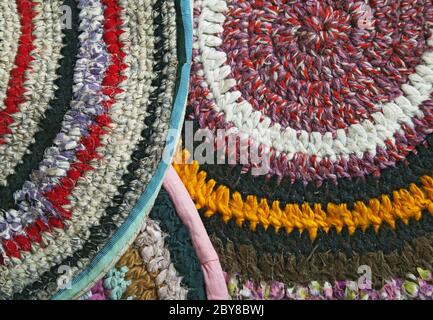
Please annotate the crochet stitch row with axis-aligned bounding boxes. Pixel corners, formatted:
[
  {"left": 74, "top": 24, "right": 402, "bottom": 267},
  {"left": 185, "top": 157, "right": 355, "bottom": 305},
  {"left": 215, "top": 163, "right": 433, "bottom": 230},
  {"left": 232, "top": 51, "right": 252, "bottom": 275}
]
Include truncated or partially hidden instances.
[{"left": 174, "top": 150, "right": 433, "bottom": 240}]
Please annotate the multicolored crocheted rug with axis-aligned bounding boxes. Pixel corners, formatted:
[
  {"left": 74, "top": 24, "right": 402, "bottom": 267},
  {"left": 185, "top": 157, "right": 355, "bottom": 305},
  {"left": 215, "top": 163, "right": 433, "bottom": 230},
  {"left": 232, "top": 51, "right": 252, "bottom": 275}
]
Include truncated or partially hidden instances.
[
  {"left": 0, "top": 0, "right": 190, "bottom": 299},
  {"left": 178, "top": 0, "right": 433, "bottom": 300}
]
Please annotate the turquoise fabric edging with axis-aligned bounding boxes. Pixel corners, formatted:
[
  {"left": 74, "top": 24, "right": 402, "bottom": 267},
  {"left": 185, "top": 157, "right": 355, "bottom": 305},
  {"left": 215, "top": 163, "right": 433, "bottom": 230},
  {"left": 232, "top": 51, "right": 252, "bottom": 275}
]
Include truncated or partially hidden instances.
[{"left": 53, "top": 0, "right": 192, "bottom": 300}]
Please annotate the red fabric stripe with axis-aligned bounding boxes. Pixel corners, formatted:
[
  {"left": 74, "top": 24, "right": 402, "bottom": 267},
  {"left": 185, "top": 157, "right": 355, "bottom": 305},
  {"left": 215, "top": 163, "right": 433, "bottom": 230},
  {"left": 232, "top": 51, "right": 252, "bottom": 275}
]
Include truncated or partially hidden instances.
[
  {"left": 0, "top": 0, "right": 36, "bottom": 144},
  {"left": 1, "top": 0, "right": 127, "bottom": 261}
]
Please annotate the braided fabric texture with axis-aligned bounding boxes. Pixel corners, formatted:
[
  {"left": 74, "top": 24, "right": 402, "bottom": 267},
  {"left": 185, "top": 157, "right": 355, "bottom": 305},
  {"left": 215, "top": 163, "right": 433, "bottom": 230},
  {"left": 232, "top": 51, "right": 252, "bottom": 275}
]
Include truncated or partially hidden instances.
[
  {"left": 181, "top": 0, "right": 433, "bottom": 300},
  {"left": 84, "top": 219, "right": 189, "bottom": 300},
  {"left": 84, "top": 188, "right": 206, "bottom": 300},
  {"left": 0, "top": 0, "right": 184, "bottom": 299}
]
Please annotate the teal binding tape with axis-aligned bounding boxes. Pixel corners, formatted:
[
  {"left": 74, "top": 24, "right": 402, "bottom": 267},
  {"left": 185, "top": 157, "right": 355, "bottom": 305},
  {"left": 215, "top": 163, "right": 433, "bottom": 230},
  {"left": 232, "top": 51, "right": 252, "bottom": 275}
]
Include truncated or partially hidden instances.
[{"left": 53, "top": 0, "right": 192, "bottom": 300}]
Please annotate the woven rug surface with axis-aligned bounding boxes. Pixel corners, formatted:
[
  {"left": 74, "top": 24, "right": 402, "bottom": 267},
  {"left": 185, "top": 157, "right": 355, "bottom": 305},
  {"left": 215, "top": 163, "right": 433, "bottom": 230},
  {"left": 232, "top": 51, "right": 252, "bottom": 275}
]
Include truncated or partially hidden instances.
[
  {"left": 176, "top": 0, "right": 433, "bottom": 300},
  {"left": 0, "top": 0, "right": 190, "bottom": 299}
]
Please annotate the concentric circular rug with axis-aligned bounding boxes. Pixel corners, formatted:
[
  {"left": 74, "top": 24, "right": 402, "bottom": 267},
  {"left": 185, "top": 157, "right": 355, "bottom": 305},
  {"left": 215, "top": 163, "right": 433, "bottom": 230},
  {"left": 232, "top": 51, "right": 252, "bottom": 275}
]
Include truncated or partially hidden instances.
[
  {"left": 180, "top": 0, "right": 433, "bottom": 298},
  {"left": 0, "top": 0, "right": 191, "bottom": 299}
]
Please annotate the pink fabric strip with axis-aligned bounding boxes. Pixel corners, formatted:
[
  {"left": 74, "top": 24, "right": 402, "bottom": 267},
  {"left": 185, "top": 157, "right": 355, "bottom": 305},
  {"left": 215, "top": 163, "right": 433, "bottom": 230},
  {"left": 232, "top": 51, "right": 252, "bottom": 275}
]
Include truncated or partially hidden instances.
[{"left": 163, "top": 165, "right": 229, "bottom": 300}]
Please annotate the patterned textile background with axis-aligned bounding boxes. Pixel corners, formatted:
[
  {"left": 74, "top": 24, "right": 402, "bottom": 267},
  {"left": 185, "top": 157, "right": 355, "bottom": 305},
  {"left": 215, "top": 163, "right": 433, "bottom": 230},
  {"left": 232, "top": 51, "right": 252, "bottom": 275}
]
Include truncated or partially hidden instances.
[{"left": 1, "top": 0, "right": 433, "bottom": 301}]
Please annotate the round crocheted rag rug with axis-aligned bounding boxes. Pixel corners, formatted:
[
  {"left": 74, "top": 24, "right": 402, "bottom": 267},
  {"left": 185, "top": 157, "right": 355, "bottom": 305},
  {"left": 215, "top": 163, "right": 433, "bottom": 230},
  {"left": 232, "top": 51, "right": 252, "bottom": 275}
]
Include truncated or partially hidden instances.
[
  {"left": 0, "top": 0, "right": 191, "bottom": 299},
  {"left": 180, "top": 0, "right": 433, "bottom": 299}
]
